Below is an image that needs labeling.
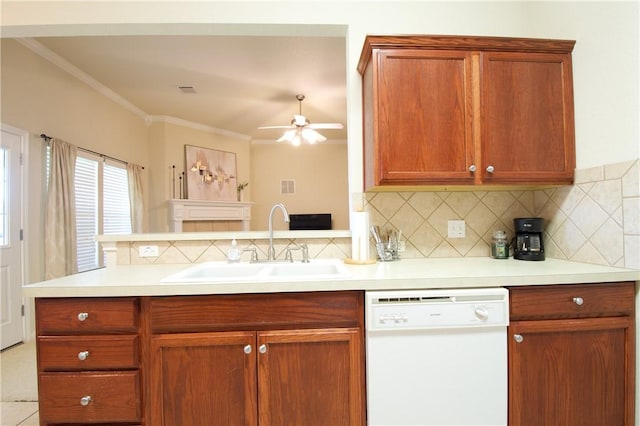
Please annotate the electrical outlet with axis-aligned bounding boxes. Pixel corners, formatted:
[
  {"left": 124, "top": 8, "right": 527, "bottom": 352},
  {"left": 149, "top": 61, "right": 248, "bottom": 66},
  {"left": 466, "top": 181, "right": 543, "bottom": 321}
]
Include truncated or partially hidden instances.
[
  {"left": 447, "top": 220, "right": 466, "bottom": 238},
  {"left": 139, "top": 245, "right": 159, "bottom": 257}
]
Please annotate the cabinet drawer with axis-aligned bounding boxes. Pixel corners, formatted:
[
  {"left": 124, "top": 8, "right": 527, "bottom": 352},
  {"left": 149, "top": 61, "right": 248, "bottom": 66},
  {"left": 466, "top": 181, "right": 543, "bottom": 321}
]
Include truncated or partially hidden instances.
[
  {"left": 38, "top": 335, "right": 139, "bottom": 371},
  {"left": 509, "top": 282, "right": 635, "bottom": 320},
  {"left": 149, "top": 291, "right": 363, "bottom": 333},
  {"left": 39, "top": 371, "right": 141, "bottom": 423},
  {"left": 37, "top": 298, "right": 138, "bottom": 334}
]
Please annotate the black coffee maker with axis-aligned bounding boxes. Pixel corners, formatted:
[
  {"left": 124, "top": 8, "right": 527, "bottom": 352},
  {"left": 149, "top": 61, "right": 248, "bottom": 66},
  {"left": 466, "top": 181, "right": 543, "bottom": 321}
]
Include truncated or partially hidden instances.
[{"left": 513, "top": 218, "right": 545, "bottom": 261}]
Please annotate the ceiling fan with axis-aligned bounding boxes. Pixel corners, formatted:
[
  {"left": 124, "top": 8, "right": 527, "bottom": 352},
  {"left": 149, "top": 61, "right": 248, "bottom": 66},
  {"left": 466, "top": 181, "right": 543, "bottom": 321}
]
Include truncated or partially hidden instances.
[{"left": 258, "top": 94, "right": 343, "bottom": 145}]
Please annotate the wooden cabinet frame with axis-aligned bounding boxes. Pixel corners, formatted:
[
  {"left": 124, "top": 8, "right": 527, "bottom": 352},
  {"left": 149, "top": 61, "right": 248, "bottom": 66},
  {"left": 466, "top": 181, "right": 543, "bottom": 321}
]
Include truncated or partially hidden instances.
[
  {"left": 141, "top": 291, "right": 365, "bottom": 426},
  {"left": 508, "top": 283, "right": 635, "bottom": 426},
  {"left": 358, "top": 35, "right": 576, "bottom": 190}
]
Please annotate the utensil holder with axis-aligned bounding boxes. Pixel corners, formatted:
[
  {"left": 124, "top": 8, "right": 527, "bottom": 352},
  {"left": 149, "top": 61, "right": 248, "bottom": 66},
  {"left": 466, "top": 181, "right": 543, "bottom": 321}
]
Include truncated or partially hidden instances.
[{"left": 376, "top": 242, "right": 394, "bottom": 261}]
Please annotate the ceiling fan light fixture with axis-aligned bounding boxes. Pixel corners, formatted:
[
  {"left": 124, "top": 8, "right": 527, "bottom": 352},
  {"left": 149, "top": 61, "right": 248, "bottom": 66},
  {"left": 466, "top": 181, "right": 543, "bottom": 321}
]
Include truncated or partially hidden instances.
[
  {"left": 277, "top": 129, "right": 296, "bottom": 143},
  {"left": 292, "top": 114, "right": 308, "bottom": 127},
  {"left": 259, "top": 93, "right": 342, "bottom": 145},
  {"left": 301, "top": 128, "right": 325, "bottom": 144}
]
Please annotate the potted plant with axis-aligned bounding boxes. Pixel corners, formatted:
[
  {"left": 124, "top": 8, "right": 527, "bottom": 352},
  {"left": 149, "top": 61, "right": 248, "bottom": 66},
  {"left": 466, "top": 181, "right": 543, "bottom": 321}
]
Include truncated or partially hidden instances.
[{"left": 236, "top": 181, "right": 248, "bottom": 201}]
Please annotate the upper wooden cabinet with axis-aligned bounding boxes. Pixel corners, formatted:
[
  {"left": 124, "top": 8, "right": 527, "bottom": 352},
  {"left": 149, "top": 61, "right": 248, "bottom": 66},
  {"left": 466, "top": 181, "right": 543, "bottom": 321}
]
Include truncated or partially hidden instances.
[{"left": 358, "top": 35, "right": 576, "bottom": 190}]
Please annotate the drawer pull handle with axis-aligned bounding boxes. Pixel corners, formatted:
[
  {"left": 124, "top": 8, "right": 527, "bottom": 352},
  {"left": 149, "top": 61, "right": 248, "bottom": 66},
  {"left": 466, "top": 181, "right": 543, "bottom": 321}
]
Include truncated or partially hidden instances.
[
  {"left": 80, "top": 395, "right": 92, "bottom": 406},
  {"left": 259, "top": 344, "right": 267, "bottom": 354},
  {"left": 77, "top": 312, "right": 89, "bottom": 321},
  {"left": 468, "top": 164, "right": 477, "bottom": 173},
  {"left": 243, "top": 345, "right": 252, "bottom": 354},
  {"left": 78, "top": 351, "right": 90, "bottom": 361},
  {"left": 486, "top": 165, "right": 495, "bottom": 173},
  {"left": 514, "top": 334, "right": 524, "bottom": 343},
  {"left": 573, "top": 297, "right": 584, "bottom": 306}
]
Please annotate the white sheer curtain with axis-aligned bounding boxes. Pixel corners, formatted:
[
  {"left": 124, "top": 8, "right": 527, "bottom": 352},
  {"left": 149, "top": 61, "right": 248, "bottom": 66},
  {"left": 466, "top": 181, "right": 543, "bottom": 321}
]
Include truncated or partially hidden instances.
[
  {"left": 127, "top": 163, "right": 145, "bottom": 233},
  {"left": 45, "top": 138, "right": 78, "bottom": 279}
]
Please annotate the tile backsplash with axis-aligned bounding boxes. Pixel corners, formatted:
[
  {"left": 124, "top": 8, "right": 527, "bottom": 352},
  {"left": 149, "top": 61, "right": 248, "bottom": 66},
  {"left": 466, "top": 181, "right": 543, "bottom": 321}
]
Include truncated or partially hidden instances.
[
  {"left": 366, "top": 159, "right": 639, "bottom": 269},
  {"left": 115, "top": 159, "right": 639, "bottom": 270}
]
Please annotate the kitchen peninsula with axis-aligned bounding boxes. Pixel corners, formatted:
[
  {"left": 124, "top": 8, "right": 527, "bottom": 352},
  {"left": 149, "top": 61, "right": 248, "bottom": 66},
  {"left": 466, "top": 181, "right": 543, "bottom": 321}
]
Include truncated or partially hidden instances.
[{"left": 24, "top": 232, "right": 639, "bottom": 425}]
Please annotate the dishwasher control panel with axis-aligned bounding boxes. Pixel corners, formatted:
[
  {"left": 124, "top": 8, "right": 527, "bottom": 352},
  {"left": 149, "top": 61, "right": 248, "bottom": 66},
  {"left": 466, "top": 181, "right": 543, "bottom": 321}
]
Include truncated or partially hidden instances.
[{"left": 366, "top": 288, "right": 509, "bottom": 331}]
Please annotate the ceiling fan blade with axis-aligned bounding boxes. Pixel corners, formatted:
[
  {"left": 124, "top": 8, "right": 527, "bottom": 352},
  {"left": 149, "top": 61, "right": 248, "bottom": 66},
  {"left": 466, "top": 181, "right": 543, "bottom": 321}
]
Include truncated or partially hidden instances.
[
  {"left": 258, "top": 125, "right": 294, "bottom": 130},
  {"left": 307, "top": 123, "right": 344, "bottom": 130}
]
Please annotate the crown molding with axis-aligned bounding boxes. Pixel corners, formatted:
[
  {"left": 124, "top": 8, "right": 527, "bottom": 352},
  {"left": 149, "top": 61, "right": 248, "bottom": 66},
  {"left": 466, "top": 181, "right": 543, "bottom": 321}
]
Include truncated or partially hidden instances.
[
  {"left": 149, "top": 115, "right": 251, "bottom": 141},
  {"left": 16, "top": 38, "right": 149, "bottom": 120},
  {"left": 251, "top": 138, "right": 347, "bottom": 145},
  {"left": 15, "top": 37, "right": 256, "bottom": 142}
]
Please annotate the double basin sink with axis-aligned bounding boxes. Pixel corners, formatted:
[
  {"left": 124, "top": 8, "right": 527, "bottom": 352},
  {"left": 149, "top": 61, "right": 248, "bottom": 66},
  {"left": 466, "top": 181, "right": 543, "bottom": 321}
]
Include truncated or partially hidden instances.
[{"left": 161, "top": 259, "right": 350, "bottom": 283}]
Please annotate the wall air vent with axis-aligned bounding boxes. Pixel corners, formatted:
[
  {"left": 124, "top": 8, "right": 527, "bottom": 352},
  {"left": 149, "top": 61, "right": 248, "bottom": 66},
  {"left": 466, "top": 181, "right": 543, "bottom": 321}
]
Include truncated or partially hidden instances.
[
  {"left": 178, "top": 85, "right": 196, "bottom": 94},
  {"left": 281, "top": 179, "right": 295, "bottom": 195}
]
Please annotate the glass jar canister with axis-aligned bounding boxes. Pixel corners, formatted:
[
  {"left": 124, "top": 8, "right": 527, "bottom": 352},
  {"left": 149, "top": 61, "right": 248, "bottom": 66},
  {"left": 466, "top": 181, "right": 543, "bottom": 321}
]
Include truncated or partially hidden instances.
[{"left": 491, "top": 230, "right": 509, "bottom": 259}]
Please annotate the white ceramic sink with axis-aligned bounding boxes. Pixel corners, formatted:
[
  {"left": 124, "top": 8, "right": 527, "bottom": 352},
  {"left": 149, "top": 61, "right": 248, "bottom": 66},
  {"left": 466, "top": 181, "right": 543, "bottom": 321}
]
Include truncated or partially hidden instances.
[
  {"left": 161, "top": 262, "right": 268, "bottom": 283},
  {"left": 267, "top": 260, "right": 349, "bottom": 278},
  {"left": 161, "top": 259, "right": 350, "bottom": 283}
]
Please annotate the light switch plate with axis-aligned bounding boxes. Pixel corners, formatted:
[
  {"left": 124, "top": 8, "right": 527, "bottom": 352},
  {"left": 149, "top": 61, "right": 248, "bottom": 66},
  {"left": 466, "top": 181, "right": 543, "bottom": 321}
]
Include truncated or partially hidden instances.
[
  {"left": 447, "top": 220, "right": 466, "bottom": 238},
  {"left": 139, "top": 245, "right": 159, "bottom": 257}
]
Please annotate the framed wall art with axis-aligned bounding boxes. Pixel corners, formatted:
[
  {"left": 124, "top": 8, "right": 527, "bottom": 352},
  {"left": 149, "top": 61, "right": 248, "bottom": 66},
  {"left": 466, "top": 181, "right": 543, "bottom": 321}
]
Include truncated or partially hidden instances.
[{"left": 185, "top": 144, "right": 237, "bottom": 201}]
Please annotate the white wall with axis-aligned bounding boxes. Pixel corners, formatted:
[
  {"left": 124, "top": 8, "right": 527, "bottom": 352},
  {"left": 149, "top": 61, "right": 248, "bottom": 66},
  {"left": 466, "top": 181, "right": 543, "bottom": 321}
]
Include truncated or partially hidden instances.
[
  {"left": 519, "top": 1, "right": 639, "bottom": 169},
  {"left": 251, "top": 143, "right": 349, "bottom": 230},
  {"left": 0, "top": 39, "right": 149, "bottom": 284},
  {"left": 2, "top": 0, "right": 637, "bottom": 189}
]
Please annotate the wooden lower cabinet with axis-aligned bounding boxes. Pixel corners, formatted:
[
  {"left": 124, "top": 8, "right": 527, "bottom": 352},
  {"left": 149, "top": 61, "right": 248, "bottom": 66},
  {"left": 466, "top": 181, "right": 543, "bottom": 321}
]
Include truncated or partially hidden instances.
[
  {"left": 508, "top": 283, "right": 635, "bottom": 426},
  {"left": 35, "top": 297, "right": 141, "bottom": 426},
  {"left": 145, "top": 291, "right": 365, "bottom": 426},
  {"left": 257, "top": 328, "right": 362, "bottom": 426},
  {"left": 150, "top": 332, "right": 257, "bottom": 426},
  {"left": 35, "top": 292, "right": 364, "bottom": 425}
]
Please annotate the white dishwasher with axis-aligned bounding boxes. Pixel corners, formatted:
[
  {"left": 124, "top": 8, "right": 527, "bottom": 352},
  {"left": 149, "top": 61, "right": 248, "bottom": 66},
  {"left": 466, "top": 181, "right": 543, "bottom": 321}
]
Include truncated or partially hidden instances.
[{"left": 366, "top": 287, "right": 509, "bottom": 426}]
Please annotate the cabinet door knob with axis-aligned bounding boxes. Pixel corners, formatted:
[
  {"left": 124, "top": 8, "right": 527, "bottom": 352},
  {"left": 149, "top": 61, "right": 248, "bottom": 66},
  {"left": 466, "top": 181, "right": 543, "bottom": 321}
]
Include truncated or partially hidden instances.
[
  {"left": 77, "top": 351, "right": 89, "bottom": 361},
  {"left": 77, "top": 312, "right": 89, "bottom": 321},
  {"left": 486, "top": 165, "right": 495, "bottom": 173},
  {"left": 259, "top": 344, "right": 267, "bottom": 354},
  {"left": 80, "top": 395, "right": 92, "bottom": 406},
  {"left": 573, "top": 297, "right": 584, "bottom": 306},
  {"left": 243, "top": 345, "right": 252, "bottom": 354},
  {"left": 514, "top": 334, "right": 524, "bottom": 343},
  {"left": 468, "top": 164, "right": 477, "bottom": 172}
]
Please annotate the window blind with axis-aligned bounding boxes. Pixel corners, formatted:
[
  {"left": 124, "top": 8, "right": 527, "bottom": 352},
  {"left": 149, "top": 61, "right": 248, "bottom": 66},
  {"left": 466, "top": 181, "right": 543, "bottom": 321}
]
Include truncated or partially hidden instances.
[
  {"left": 103, "top": 162, "right": 131, "bottom": 235},
  {"left": 74, "top": 156, "right": 99, "bottom": 272},
  {"left": 73, "top": 155, "right": 132, "bottom": 272}
]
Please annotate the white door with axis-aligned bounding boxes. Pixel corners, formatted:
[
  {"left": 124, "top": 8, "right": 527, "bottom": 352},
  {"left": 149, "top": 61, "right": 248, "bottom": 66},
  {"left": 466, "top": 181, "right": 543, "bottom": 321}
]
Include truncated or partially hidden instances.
[{"left": 1, "top": 126, "right": 24, "bottom": 349}]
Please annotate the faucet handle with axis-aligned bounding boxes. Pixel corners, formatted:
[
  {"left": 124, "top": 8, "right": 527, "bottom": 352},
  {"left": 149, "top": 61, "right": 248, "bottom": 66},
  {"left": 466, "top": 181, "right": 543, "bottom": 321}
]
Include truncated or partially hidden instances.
[
  {"left": 299, "top": 243, "right": 310, "bottom": 263},
  {"left": 284, "top": 247, "right": 294, "bottom": 262},
  {"left": 241, "top": 247, "right": 259, "bottom": 263},
  {"left": 285, "top": 243, "right": 309, "bottom": 263}
]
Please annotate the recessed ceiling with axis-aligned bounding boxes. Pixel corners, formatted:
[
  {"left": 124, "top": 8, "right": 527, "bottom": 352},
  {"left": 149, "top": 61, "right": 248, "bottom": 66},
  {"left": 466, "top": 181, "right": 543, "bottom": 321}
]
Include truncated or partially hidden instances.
[{"left": 34, "top": 35, "right": 348, "bottom": 142}]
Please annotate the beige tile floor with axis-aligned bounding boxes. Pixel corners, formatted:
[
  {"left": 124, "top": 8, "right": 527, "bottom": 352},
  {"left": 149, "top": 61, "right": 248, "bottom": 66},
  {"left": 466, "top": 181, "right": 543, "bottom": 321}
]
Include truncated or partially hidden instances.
[
  {"left": 0, "top": 402, "right": 39, "bottom": 426},
  {"left": 0, "top": 342, "right": 39, "bottom": 426}
]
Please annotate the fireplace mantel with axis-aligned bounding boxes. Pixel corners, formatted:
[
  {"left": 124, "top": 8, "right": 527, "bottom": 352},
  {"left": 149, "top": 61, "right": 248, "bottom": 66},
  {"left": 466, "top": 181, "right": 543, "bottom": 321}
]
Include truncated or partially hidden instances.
[{"left": 167, "top": 199, "right": 253, "bottom": 232}]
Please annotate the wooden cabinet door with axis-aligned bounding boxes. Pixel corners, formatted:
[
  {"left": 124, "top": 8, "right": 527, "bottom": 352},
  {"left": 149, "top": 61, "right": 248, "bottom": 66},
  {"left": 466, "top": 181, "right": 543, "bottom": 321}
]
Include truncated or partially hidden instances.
[
  {"left": 149, "top": 331, "right": 257, "bottom": 426},
  {"left": 509, "top": 316, "right": 634, "bottom": 426},
  {"left": 369, "top": 49, "right": 474, "bottom": 186},
  {"left": 480, "top": 51, "right": 575, "bottom": 184},
  {"left": 257, "top": 328, "right": 364, "bottom": 426}
]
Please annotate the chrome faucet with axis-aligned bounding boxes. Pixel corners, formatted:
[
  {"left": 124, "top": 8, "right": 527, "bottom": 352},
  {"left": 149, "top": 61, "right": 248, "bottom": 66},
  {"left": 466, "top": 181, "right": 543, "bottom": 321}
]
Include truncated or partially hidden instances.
[{"left": 268, "top": 203, "right": 290, "bottom": 261}]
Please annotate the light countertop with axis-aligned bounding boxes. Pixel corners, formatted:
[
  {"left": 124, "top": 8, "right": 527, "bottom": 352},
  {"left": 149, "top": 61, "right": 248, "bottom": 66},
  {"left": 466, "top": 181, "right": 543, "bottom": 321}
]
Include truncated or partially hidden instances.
[{"left": 23, "top": 257, "right": 640, "bottom": 298}]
